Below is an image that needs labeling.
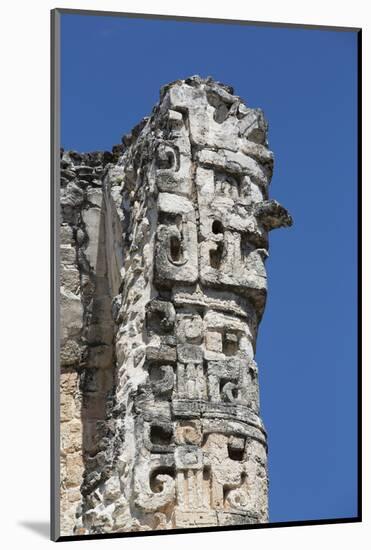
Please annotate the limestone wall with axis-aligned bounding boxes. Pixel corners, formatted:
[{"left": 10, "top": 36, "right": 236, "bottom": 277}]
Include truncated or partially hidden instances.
[
  {"left": 59, "top": 76, "right": 292, "bottom": 536},
  {"left": 59, "top": 149, "right": 124, "bottom": 535}
]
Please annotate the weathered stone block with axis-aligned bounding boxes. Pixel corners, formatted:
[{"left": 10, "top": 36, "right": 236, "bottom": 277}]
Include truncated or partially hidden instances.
[{"left": 59, "top": 76, "right": 291, "bottom": 535}]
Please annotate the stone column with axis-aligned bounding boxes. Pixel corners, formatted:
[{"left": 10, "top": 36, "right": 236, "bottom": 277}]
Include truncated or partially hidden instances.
[
  {"left": 70, "top": 76, "right": 292, "bottom": 534},
  {"left": 59, "top": 148, "right": 124, "bottom": 535}
]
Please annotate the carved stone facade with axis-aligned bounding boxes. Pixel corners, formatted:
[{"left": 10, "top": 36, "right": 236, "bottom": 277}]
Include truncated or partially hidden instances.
[{"left": 59, "top": 76, "right": 292, "bottom": 536}]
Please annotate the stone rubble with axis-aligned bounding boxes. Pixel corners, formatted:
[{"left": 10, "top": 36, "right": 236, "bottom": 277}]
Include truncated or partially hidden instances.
[{"left": 59, "top": 75, "right": 292, "bottom": 536}]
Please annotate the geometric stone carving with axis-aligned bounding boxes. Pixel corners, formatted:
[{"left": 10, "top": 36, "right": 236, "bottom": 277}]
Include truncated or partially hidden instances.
[{"left": 60, "top": 75, "right": 292, "bottom": 536}]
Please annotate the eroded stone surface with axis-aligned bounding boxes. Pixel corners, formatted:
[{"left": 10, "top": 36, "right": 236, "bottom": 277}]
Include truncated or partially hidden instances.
[{"left": 59, "top": 76, "right": 292, "bottom": 536}]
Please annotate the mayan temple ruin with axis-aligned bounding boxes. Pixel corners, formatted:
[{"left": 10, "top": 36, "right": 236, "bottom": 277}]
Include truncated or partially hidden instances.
[{"left": 59, "top": 75, "right": 292, "bottom": 536}]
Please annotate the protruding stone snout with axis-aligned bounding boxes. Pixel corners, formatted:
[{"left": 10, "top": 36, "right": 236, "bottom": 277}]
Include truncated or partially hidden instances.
[{"left": 254, "top": 200, "right": 293, "bottom": 231}]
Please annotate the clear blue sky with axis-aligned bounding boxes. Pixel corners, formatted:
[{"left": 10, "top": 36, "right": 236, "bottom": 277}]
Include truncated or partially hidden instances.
[{"left": 60, "top": 13, "right": 358, "bottom": 524}]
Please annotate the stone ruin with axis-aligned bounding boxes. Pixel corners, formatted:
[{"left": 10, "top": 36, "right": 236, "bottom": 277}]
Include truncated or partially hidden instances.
[{"left": 59, "top": 75, "right": 292, "bottom": 536}]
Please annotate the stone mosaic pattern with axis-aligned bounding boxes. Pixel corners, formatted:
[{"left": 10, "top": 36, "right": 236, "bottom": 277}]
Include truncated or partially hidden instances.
[{"left": 59, "top": 76, "right": 292, "bottom": 535}]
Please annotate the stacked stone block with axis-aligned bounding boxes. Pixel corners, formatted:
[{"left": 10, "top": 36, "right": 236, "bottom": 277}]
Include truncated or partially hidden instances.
[{"left": 59, "top": 76, "right": 292, "bottom": 535}]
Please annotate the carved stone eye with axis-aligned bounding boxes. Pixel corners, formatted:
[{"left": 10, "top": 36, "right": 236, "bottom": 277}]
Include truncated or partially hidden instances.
[
  {"left": 167, "top": 229, "right": 188, "bottom": 266},
  {"left": 170, "top": 236, "right": 183, "bottom": 262},
  {"left": 149, "top": 468, "right": 175, "bottom": 494},
  {"left": 145, "top": 299, "right": 175, "bottom": 334},
  {"left": 223, "top": 332, "right": 239, "bottom": 356},
  {"left": 209, "top": 241, "right": 224, "bottom": 269},
  {"left": 226, "top": 488, "right": 249, "bottom": 509},
  {"left": 227, "top": 437, "right": 245, "bottom": 461},
  {"left": 156, "top": 145, "right": 176, "bottom": 170},
  {"left": 148, "top": 364, "right": 174, "bottom": 395},
  {"left": 212, "top": 220, "right": 224, "bottom": 234},
  {"left": 221, "top": 381, "right": 239, "bottom": 403},
  {"left": 150, "top": 425, "right": 173, "bottom": 447}
]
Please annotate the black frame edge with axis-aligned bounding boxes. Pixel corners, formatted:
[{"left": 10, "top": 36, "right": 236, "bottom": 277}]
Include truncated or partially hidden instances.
[
  {"left": 56, "top": 517, "right": 361, "bottom": 543},
  {"left": 54, "top": 8, "right": 361, "bottom": 32},
  {"left": 357, "top": 28, "right": 362, "bottom": 523},
  {"left": 51, "top": 7, "right": 61, "bottom": 543}
]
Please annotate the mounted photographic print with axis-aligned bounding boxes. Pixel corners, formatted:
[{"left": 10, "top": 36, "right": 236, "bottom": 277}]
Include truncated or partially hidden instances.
[{"left": 51, "top": 8, "right": 361, "bottom": 542}]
